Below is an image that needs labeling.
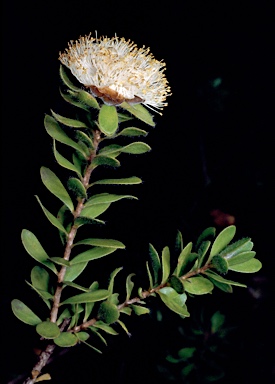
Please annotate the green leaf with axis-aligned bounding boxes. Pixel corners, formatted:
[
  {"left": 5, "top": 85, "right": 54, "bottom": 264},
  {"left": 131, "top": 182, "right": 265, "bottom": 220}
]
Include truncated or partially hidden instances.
[
  {"left": 70, "top": 247, "right": 116, "bottom": 265},
  {"left": 59, "top": 65, "right": 80, "bottom": 91},
  {"left": 25, "top": 281, "right": 53, "bottom": 302},
  {"left": 161, "top": 246, "right": 170, "bottom": 284},
  {"left": 54, "top": 332, "right": 78, "bottom": 347},
  {"left": 116, "top": 319, "right": 131, "bottom": 336},
  {"left": 120, "top": 142, "right": 151, "bottom": 154},
  {"left": 120, "top": 102, "right": 155, "bottom": 126},
  {"left": 220, "top": 237, "right": 253, "bottom": 259},
  {"left": 91, "top": 156, "right": 120, "bottom": 168},
  {"left": 74, "top": 238, "right": 125, "bottom": 249},
  {"left": 11, "top": 299, "right": 42, "bottom": 326},
  {"left": 208, "top": 225, "right": 236, "bottom": 260},
  {"left": 118, "top": 127, "right": 147, "bottom": 137},
  {"left": 197, "top": 240, "right": 211, "bottom": 267},
  {"left": 21, "top": 229, "right": 57, "bottom": 273},
  {"left": 51, "top": 110, "right": 88, "bottom": 129},
  {"left": 31, "top": 266, "right": 50, "bottom": 292},
  {"left": 80, "top": 203, "right": 110, "bottom": 219},
  {"left": 227, "top": 251, "right": 256, "bottom": 266},
  {"left": 158, "top": 287, "right": 190, "bottom": 317},
  {"left": 74, "top": 217, "right": 105, "bottom": 227},
  {"left": 85, "top": 193, "right": 137, "bottom": 206},
  {"left": 195, "top": 227, "right": 216, "bottom": 251},
  {"left": 204, "top": 270, "right": 247, "bottom": 287},
  {"left": 183, "top": 276, "right": 214, "bottom": 295},
  {"left": 98, "top": 105, "right": 118, "bottom": 136},
  {"left": 40, "top": 167, "right": 74, "bottom": 212},
  {"left": 168, "top": 275, "right": 185, "bottom": 294},
  {"left": 92, "top": 320, "right": 119, "bottom": 335},
  {"left": 98, "top": 144, "right": 122, "bottom": 157},
  {"left": 211, "top": 255, "right": 229, "bottom": 274},
  {"left": 117, "top": 112, "right": 133, "bottom": 123},
  {"left": 126, "top": 273, "right": 135, "bottom": 301},
  {"left": 61, "top": 290, "right": 110, "bottom": 305},
  {"left": 178, "top": 347, "right": 196, "bottom": 360},
  {"left": 49, "top": 257, "right": 70, "bottom": 267},
  {"left": 98, "top": 301, "right": 120, "bottom": 324},
  {"left": 211, "top": 311, "right": 226, "bottom": 334},
  {"left": 91, "top": 176, "right": 142, "bottom": 186},
  {"left": 146, "top": 261, "right": 154, "bottom": 289},
  {"left": 83, "top": 282, "right": 99, "bottom": 322},
  {"left": 56, "top": 308, "right": 71, "bottom": 326},
  {"left": 108, "top": 267, "right": 123, "bottom": 294},
  {"left": 35, "top": 195, "right": 68, "bottom": 235},
  {"left": 53, "top": 141, "right": 81, "bottom": 177},
  {"left": 44, "top": 115, "right": 87, "bottom": 157},
  {"left": 67, "top": 178, "right": 87, "bottom": 199},
  {"left": 175, "top": 230, "right": 183, "bottom": 254},
  {"left": 63, "top": 281, "right": 91, "bottom": 292},
  {"left": 36, "top": 321, "right": 60, "bottom": 339},
  {"left": 228, "top": 258, "right": 262, "bottom": 273},
  {"left": 130, "top": 304, "right": 150, "bottom": 315},
  {"left": 60, "top": 88, "right": 90, "bottom": 111},
  {"left": 76, "top": 332, "right": 90, "bottom": 342},
  {"left": 148, "top": 243, "right": 161, "bottom": 286},
  {"left": 175, "top": 242, "right": 193, "bottom": 277},
  {"left": 77, "top": 90, "right": 100, "bottom": 109},
  {"left": 120, "top": 307, "right": 132, "bottom": 315},
  {"left": 74, "top": 130, "right": 94, "bottom": 150},
  {"left": 64, "top": 261, "right": 88, "bottom": 282}
]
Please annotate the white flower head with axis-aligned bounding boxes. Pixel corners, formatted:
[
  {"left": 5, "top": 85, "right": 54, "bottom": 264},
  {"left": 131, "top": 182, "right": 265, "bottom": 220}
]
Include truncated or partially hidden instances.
[{"left": 59, "top": 33, "right": 171, "bottom": 113}]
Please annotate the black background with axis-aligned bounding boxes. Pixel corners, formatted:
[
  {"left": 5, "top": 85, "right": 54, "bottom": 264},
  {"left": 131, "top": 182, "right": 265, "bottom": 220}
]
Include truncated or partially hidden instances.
[{"left": 1, "top": 1, "right": 274, "bottom": 383}]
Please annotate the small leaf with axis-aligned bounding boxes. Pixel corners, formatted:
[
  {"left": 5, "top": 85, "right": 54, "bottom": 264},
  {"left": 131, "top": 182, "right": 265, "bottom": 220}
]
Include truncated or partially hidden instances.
[
  {"left": 61, "top": 290, "right": 110, "bottom": 305},
  {"left": 21, "top": 230, "right": 57, "bottom": 273},
  {"left": 98, "top": 105, "right": 118, "bottom": 136},
  {"left": 70, "top": 247, "right": 116, "bottom": 265},
  {"left": 120, "top": 102, "right": 155, "bottom": 126},
  {"left": 35, "top": 196, "right": 68, "bottom": 235},
  {"left": 92, "top": 156, "right": 120, "bottom": 168},
  {"left": 227, "top": 251, "right": 256, "bottom": 266},
  {"left": 211, "top": 255, "right": 229, "bottom": 274},
  {"left": 146, "top": 261, "right": 154, "bottom": 289},
  {"left": 175, "top": 242, "right": 193, "bottom": 277},
  {"left": 54, "top": 332, "right": 78, "bottom": 347},
  {"left": 204, "top": 270, "right": 247, "bottom": 287},
  {"left": 183, "top": 276, "right": 214, "bottom": 295},
  {"left": 126, "top": 273, "right": 135, "bottom": 301},
  {"left": 98, "top": 301, "right": 119, "bottom": 324},
  {"left": 85, "top": 193, "right": 137, "bottom": 206},
  {"left": 195, "top": 227, "right": 216, "bottom": 251},
  {"left": 209, "top": 225, "right": 236, "bottom": 260},
  {"left": 118, "top": 127, "right": 147, "bottom": 137},
  {"left": 228, "top": 258, "right": 262, "bottom": 273},
  {"left": 220, "top": 237, "right": 254, "bottom": 259},
  {"left": 67, "top": 178, "right": 87, "bottom": 199},
  {"left": 53, "top": 141, "right": 81, "bottom": 177},
  {"left": 40, "top": 167, "right": 74, "bottom": 212},
  {"left": 60, "top": 88, "right": 90, "bottom": 111},
  {"left": 149, "top": 243, "right": 161, "bottom": 285},
  {"left": 56, "top": 308, "right": 71, "bottom": 326},
  {"left": 74, "top": 238, "right": 125, "bottom": 249},
  {"left": 77, "top": 90, "right": 100, "bottom": 109},
  {"left": 59, "top": 65, "right": 80, "bottom": 91},
  {"left": 63, "top": 281, "right": 91, "bottom": 292},
  {"left": 49, "top": 257, "right": 70, "bottom": 267},
  {"left": 51, "top": 110, "right": 88, "bottom": 129},
  {"left": 108, "top": 267, "right": 123, "bottom": 294},
  {"left": 158, "top": 287, "right": 190, "bottom": 317},
  {"left": 91, "top": 176, "right": 142, "bottom": 186},
  {"left": 64, "top": 261, "right": 88, "bottom": 282},
  {"left": 92, "top": 320, "right": 119, "bottom": 335},
  {"left": 76, "top": 332, "right": 90, "bottom": 342},
  {"left": 120, "top": 142, "right": 151, "bottom": 154},
  {"left": 197, "top": 240, "right": 211, "bottom": 267},
  {"left": 211, "top": 311, "right": 226, "bottom": 334},
  {"left": 31, "top": 266, "right": 50, "bottom": 292},
  {"left": 80, "top": 203, "right": 110, "bottom": 219},
  {"left": 168, "top": 275, "right": 185, "bottom": 294},
  {"left": 161, "top": 246, "right": 170, "bottom": 284},
  {"left": 44, "top": 115, "right": 87, "bottom": 157},
  {"left": 175, "top": 230, "right": 183, "bottom": 254},
  {"left": 35, "top": 373, "right": 52, "bottom": 382},
  {"left": 74, "top": 216, "right": 105, "bottom": 227},
  {"left": 130, "top": 305, "right": 150, "bottom": 316},
  {"left": 11, "top": 299, "right": 42, "bottom": 326},
  {"left": 116, "top": 319, "right": 131, "bottom": 336},
  {"left": 36, "top": 321, "right": 60, "bottom": 339}
]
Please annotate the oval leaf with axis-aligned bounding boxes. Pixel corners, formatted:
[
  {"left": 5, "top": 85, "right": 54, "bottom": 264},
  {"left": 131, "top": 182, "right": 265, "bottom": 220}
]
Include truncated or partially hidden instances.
[
  {"left": 51, "top": 110, "right": 88, "bottom": 129},
  {"left": 118, "top": 127, "right": 147, "bottom": 137},
  {"left": 158, "top": 287, "right": 190, "bottom": 317},
  {"left": 85, "top": 193, "right": 137, "bottom": 206},
  {"left": 54, "top": 332, "right": 78, "bottom": 347},
  {"left": 91, "top": 156, "right": 120, "bottom": 168},
  {"left": 209, "top": 225, "right": 236, "bottom": 259},
  {"left": 59, "top": 65, "right": 80, "bottom": 91},
  {"left": 40, "top": 167, "right": 74, "bottom": 212},
  {"left": 161, "top": 246, "right": 171, "bottom": 284},
  {"left": 80, "top": 203, "right": 110, "bottom": 219},
  {"left": 31, "top": 266, "right": 50, "bottom": 291},
  {"left": 183, "top": 276, "right": 214, "bottom": 295},
  {"left": 11, "top": 299, "right": 42, "bottom": 326},
  {"left": 121, "top": 142, "right": 151, "bottom": 154},
  {"left": 227, "top": 251, "right": 256, "bottom": 266},
  {"left": 70, "top": 247, "right": 116, "bottom": 265},
  {"left": 91, "top": 176, "right": 142, "bottom": 185},
  {"left": 36, "top": 321, "right": 60, "bottom": 339},
  {"left": 74, "top": 238, "right": 125, "bottom": 249},
  {"left": 53, "top": 141, "right": 81, "bottom": 176},
  {"left": 77, "top": 90, "right": 100, "bottom": 109},
  {"left": 64, "top": 261, "right": 88, "bottom": 282},
  {"left": 21, "top": 229, "right": 57, "bottom": 273},
  {"left": 149, "top": 243, "right": 161, "bottom": 286},
  {"left": 98, "top": 105, "right": 118, "bottom": 136},
  {"left": 35, "top": 196, "right": 68, "bottom": 235},
  {"left": 61, "top": 289, "right": 110, "bottom": 305},
  {"left": 228, "top": 258, "right": 262, "bottom": 273},
  {"left": 130, "top": 304, "right": 150, "bottom": 315},
  {"left": 120, "top": 102, "right": 155, "bottom": 126}
]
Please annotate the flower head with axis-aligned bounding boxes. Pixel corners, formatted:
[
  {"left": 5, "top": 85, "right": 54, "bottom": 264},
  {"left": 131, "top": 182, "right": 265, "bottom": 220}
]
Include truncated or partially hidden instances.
[{"left": 59, "top": 33, "right": 171, "bottom": 113}]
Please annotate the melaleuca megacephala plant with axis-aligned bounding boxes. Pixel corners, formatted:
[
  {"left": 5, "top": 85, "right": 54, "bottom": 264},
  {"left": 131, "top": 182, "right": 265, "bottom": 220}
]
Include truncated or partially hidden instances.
[{"left": 11, "top": 33, "right": 262, "bottom": 384}]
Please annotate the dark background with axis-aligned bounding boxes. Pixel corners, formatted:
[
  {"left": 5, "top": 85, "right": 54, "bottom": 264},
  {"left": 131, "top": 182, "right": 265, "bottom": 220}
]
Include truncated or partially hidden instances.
[{"left": 1, "top": 1, "right": 274, "bottom": 383}]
